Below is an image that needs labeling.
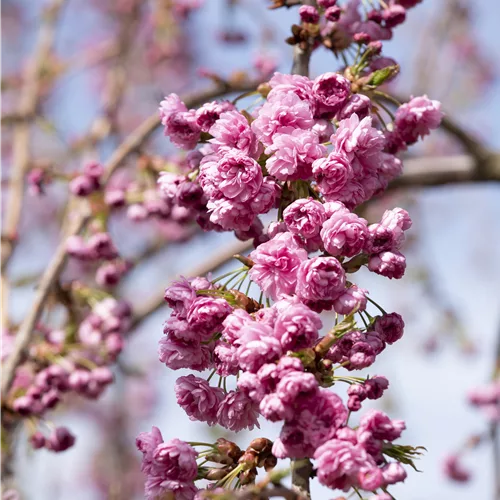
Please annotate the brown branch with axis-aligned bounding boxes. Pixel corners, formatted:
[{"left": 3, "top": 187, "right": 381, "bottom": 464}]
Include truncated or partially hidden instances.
[
  {"left": 1, "top": 0, "right": 67, "bottom": 272},
  {"left": 290, "top": 459, "right": 313, "bottom": 499},
  {"left": 1, "top": 206, "right": 91, "bottom": 397},
  {"left": 290, "top": 1, "right": 316, "bottom": 77},
  {"left": 389, "top": 153, "right": 500, "bottom": 189}
]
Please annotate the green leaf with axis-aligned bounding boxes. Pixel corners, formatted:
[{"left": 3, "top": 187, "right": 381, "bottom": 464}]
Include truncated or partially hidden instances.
[{"left": 367, "top": 65, "right": 400, "bottom": 86}]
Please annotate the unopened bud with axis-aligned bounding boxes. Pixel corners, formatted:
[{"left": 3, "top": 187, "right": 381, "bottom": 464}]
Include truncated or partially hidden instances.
[
  {"left": 239, "top": 468, "right": 257, "bottom": 485},
  {"left": 205, "top": 468, "right": 229, "bottom": 481}
]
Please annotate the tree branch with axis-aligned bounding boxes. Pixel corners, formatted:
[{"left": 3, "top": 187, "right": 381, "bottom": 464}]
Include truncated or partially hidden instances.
[
  {"left": 290, "top": 459, "right": 313, "bottom": 499},
  {"left": 1, "top": 0, "right": 67, "bottom": 272},
  {"left": 290, "top": 1, "right": 316, "bottom": 77}
]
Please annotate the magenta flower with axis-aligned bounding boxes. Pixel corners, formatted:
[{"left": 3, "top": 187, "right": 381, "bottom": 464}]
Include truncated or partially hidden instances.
[
  {"left": 314, "top": 438, "right": 377, "bottom": 490},
  {"left": 209, "top": 110, "right": 261, "bottom": 158},
  {"left": 249, "top": 232, "right": 308, "bottom": 300},
  {"left": 358, "top": 409, "right": 406, "bottom": 442},
  {"left": 283, "top": 198, "right": 326, "bottom": 239},
  {"left": 312, "top": 152, "right": 353, "bottom": 200},
  {"left": 296, "top": 257, "right": 346, "bottom": 303},
  {"left": 164, "top": 276, "right": 211, "bottom": 317},
  {"left": 275, "top": 371, "right": 318, "bottom": 405},
  {"left": 164, "top": 110, "right": 201, "bottom": 150},
  {"left": 195, "top": 100, "right": 235, "bottom": 132},
  {"left": 158, "top": 336, "right": 212, "bottom": 371},
  {"left": 382, "top": 462, "right": 407, "bottom": 485},
  {"left": 216, "top": 150, "right": 263, "bottom": 202},
  {"left": 236, "top": 323, "right": 282, "bottom": 373},
  {"left": 333, "top": 285, "right": 368, "bottom": 315},
  {"left": 222, "top": 308, "right": 253, "bottom": 345},
  {"left": 186, "top": 296, "right": 232, "bottom": 338},
  {"left": 394, "top": 95, "right": 443, "bottom": 144},
  {"left": 443, "top": 454, "right": 471, "bottom": 483},
  {"left": 249, "top": 177, "right": 281, "bottom": 214},
  {"left": 368, "top": 250, "right": 406, "bottom": 279},
  {"left": 206, "top": 198, "right": 255, "bottom": 231},
  {"left": 373, "top": 313, "right": 405, "bottom": 344},
  {"left": 312, "top": 72, "right": 351, "bottom": 116},
  {"left": 268, "top": 72, "right": 315, "bottom": 108},
  {"left": 338, "top": 93, "right": 372, "bottom": 120},
  {"left": 266, "top": 129, "right": 326, "bottom": 181},
  {"left": 213, "top": 341, "right": 240, "bottom": 376},
  {"left": 273, "top": 297, "right": 322, "bottom": 351},
  {"left": 175, "top": 375, "right": 225, "bottom": 425},
  {"left": 251, "top": 92, "right": 314, "bottom": 146},
  {"left": 216, "top": 390, "right": 260, "bottom": 431},
  {"left": 334, "top": 114, "right": 385, "bottom": 163},
  {"left": 153, "top": 438, "right": 198, "bottom": 481},
  {"left": 159, "top": 94, "right": 187, "bottom": 124},
  {"left": 321, "top": 211, "right": 368, "bottom": 257}
]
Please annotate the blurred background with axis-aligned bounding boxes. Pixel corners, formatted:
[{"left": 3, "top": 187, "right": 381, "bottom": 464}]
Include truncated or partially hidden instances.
[{"left": 2, "top": 0, "right": 500, "bottom": 499}]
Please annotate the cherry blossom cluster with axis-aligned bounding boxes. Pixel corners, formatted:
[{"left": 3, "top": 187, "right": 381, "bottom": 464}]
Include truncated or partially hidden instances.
[
  {"left": 135, "top": 2, "right": 443, "bottom": 498},
  {"left": 3, "top": 297, "right": 131, "bottom": 453}
]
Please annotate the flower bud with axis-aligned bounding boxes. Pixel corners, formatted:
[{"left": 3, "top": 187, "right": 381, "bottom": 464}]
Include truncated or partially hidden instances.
[
  {"left": 249, "top": 437, "right": 273, "bottom": 454},
  {"left": 238, "top": 450, "right": 259, "bottom": 469},
  {"left": 263, "top": 455, "right": 278, "bottom": 471},
  {"left": 91, "top": 366, "right": 114, "bottom": 386},
  {"left": 239, "top": 468, "right": 257, "bottom": 485},
  {"left": 30, "top": 431, "right": 46, "bottom": 450},
  {"left": 41, "top": 389, "right": 60, "bottom": 409},
  {"left": 205, "top": 468, "right": 230, "bottom": 481},
  {"left": 46, "top": 427, "right": 76, "bottom": 452}
]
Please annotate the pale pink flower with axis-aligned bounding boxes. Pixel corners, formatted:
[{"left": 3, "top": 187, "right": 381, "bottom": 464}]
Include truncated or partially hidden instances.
[
  {"left": 283, "top": 198, "right": 326, "bottom": 239},
  {"left": 209, "top": 111, "right": 261, "bottom": 158},
  {"left": 296, "top": 257, "right": 346, "bottom": 303},
  {"left": 321, "top": 211, "right": 368, "bottom": 257},
  {"left": 217, "top": 390, "right": 260, "bottom": 431},
  {"left": 251, "top": 92, "right": 314, "bottom": 146},
  {"left": 175, "top": 375, "right": 225, "bottom": 425},
  {"left": 312, "top": 152, "right": 353, "bottom": 199},
  {"left": 266, "top": 130, "right": 326, "bottom": 181},
  {"left": 249, "top": 232, "right": 308, "bottom": 300},
  {"left": 368, "top": 250, "right": 406, "bottom": 279}
]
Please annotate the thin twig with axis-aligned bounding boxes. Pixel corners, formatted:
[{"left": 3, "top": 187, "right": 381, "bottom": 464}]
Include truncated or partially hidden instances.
[
  {"left": 1, "top": 206, "right": 91, "bottom": 396},
  {"left": 1, "top": 0, "right": 67, "bottom": 272}
]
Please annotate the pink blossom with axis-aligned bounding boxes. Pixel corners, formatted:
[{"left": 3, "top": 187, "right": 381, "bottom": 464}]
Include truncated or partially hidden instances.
[
  {"left": 283, "top": 198, "right": 326, "bottom": 239},
  {"left": 158, "top": 336, "right": 212, "bottom": 371},
  {"left": 314, "top": 438, "right": 377, "bottom": 490},
  {"left": 443, "top": 454, "right": 471, "bottom": 483},
  {"left": 164, "top": 111, "right": 201, "bottom": 150},
  {"left": 312, "top": 152, "right": 353, "bottom": 199},
  {"left": 175, "top": 375, "right": 225, "bottom": 425},
  {"left": 206, "top": 198, "right": 255, "bottom": 231},
  {"left": 249, "top": 232, "right": 308, "bottom": 300},
  {"left": 213, "top": 341, "right": 240, "bottom": 376},
  {"left": 153, "top": 439, "right": 198, "bottom": 481},
  {"left": 358, "top": 467, "right": 384, "bottom": 490},
  {"left": 296, "top": 257, "right": 346, "bottom": 303},
  {"left": 333, "top": 285, "right": 368, "bottom": 315},
  {"left": 195, "top": 100, "right": 235, "bottom": 132},
  {"left": 394, "top": 95, "right": 443, "bottom": 144},
  {"left": 251, "top": 92, "right": 314, "bottom": 146},
  {"left": 217, "top": 150, "right": 263, "bottom": 201},
  {"left": 312, "top": 72, "right": 351, "bottom": 116},
  {"left": 158, "top": 172, "right": 186, "bottom": 200},
  {"left": 209, "top": 111, "right": 261, "bottom": 158},
  {"left": 249, "top": 177, "right": 281, "bottom": 214},
  {"left": 217, "top": 390, "right": 260, "bottom": 431},
  {"left": 273, "top": 297, "right": 322, "bottom": 351},
  {"left": 222, "top": 308, "right": 253, "bottom": 345},
  {"left": 164, "top": 276, "right": 211, "bottom": 317},
  {"left": 321, "top": 211, "right": 368, "bottom": 257},
  {"left": 368, "top": 250, "right": 406, "bottom": 279},
  {"left": 266, "top": 130, "right": 326, "bottom": 181},
  {"left": 338, "top": 94, "right": 372, "bottom": 120},
  {"left": 382, "top": 462, "right": 407, "bottom": 485},
  {"left": 236, "top": 323, "right": 282, "bottom": 373},
  {"left": 374, "top": 313, "right": 405, "bottom": 344},
  {"left": 299, "top": 5, "right": 320, "bottom": 23},
  {"left": 333, "top": 114, "right": 385, "bottom": 165},
  {"left": 186, "top": 296, "right": 232, "bottom": 338},
  {"left": 365, "top": 376, "right": 390, "bottom": 400},
  {"left": 276, "top": 371, "right": 318, "bottom": 404},
  {"left": 383, "top": 5, "right": 406, "bottom": 28},
  {"left": 312, "top": 118, "right": 334, "bottom": 142},
  {"left": 358, "top": 409, "right": 406, "bottom": 442},
  {"left": 274, "top": 390, "right": 348, "bottom": 458},
  {"left": 268, "top": 73, "right": 315, "bottom": 107},
  {"left": 159, "top": 94, "right": 188, "bottom": 125}
]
